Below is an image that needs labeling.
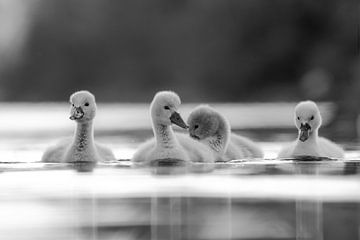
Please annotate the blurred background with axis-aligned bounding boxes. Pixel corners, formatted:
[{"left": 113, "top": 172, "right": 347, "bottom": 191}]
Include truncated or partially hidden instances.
[{"left": 0, "top": 0, "right": 359, "bottom": 138}]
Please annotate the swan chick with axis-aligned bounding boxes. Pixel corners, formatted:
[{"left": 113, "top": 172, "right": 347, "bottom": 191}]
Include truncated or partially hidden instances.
[
  {"left": 187, "top": 105, "right": 264, "bottom": 161},
  {"left": 42, "top": 90, "right": 116, "bottom": 163},
  {"left": 278, "top": 101, "right": 344, "bottom": 158},
  {"left": 131, "top": 91, "right": 215, "bottom": 164}
]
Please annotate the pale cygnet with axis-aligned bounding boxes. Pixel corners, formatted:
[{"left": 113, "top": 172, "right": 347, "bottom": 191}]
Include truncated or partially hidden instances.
[
  {"left": 131, "top": 91, "right": 215, "bottom": 164},
  {"left": 187, "top": 105, "right": 264, "bottom": 161},
  {"left": 42, "top": 90, "right": 116, "bottom": 163},
  {"left": 278, "top": 101, "right": 344, "bottom": 158}
]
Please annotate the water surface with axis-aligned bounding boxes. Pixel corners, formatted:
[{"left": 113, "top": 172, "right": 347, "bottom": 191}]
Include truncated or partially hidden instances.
[{"left": 0, "top": 103, "right": 359, "bottom": 240}]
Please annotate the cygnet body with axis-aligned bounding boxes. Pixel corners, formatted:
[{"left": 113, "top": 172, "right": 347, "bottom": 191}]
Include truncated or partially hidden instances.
[
  {"left": 187, "top": 105, "right": 264, "bottom": 161},
  {"left": 131, "top": 91, "right": 215, "bottom": 164},
  {"left": 278, "top": 101, "right": 344, "bottom": 158},
  {"left": 42, "top": 91, "right": 116, "bottom": 163}
]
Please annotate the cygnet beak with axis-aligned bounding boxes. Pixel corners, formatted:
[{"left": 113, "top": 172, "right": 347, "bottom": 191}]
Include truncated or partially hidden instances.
[
  {"left": 299, "top": 123, "right": 311, "bottom": 142},
  {"left": 170, "top": 111, "right": 189, "bottom": 129},
  {"left": 70, "top": 106, "right": 84, "bottom": 120}
]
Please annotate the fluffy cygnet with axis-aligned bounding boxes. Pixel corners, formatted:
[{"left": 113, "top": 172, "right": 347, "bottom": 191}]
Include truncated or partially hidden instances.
[
  {"left": 131, "top": 91, "right": 215, "bottom": 164},
  {"left": 42, "top": 90, "right": 116, "bottom": 163},
  {"left": 187, "top": 105, "right": 264, "bottom": 161},
  {"left": 278, "top": 101, "right": 344, "bottom": 158}
]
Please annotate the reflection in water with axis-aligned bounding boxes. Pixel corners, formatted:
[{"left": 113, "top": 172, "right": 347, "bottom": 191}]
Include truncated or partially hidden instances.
[
  {"left": 0, "top": 167, "right": 359, "bottom": 239},
  {"left": 151, "top": 197, "right": 183, "bottom": 240},
  {"left": 72, "top": 161, "right": 97, "bottom": 172},
  {"left": 343, "top": 161, "right": 360, "bottom": 175},
  {"left": 296, "top": 199, "right": 323, "bottom": 240}
]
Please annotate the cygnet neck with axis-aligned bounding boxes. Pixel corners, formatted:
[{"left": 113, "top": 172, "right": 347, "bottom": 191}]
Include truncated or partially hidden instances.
[
  {"left": 207, "top": 116, "right": 230, "bottom": 154},
  {"left": 153, "top": 122, "right": 178, "bottom": 148},
  {"left": 73, "top": 120, "right": 96, "bottom": 150}
]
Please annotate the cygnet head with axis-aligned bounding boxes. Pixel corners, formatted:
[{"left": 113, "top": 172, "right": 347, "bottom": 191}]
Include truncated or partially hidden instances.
[
  {"left": 69, "top": 90, "right": 97, "bottom": 123},
  {"left": 187, "top": 105, "right": 229, "bottom": 140},
  {"left": 150, "top": 91, "right": 188, "bottom": 129},
  {"left": 294, "top": 101, "right": 322, "bottom": 142}
]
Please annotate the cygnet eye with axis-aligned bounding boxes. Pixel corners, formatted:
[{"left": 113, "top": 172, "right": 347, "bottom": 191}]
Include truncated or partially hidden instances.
[
  {"left": 194, "top": 124, "right": 199, "bottom": 129},
  {"left": 84, "top": 102, "right": 89, "bottom": 107},
  {"left": 297, "top": 116, "right": 300, "bottom": 120},
  {"left": 164, "top": 106, "right": 170, "bottom": 110},
  {"left": 310, "top": 115, "right": 314, "bottom": 120}
]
